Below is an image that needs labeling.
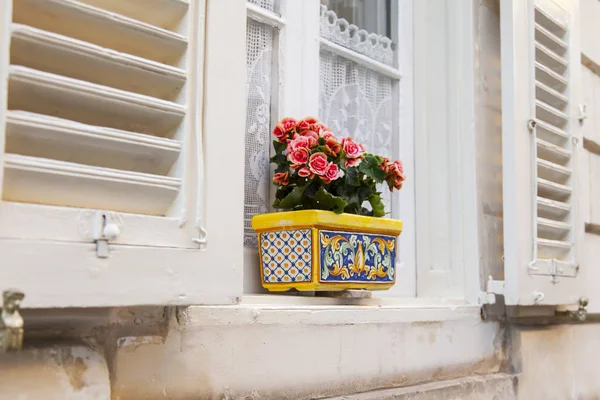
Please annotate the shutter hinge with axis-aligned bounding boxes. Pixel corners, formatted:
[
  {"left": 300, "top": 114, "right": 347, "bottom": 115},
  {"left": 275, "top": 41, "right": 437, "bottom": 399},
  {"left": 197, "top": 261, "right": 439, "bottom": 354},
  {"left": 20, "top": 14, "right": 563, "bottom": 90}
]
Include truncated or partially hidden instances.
[
  {"left": 93, "top": 212, "right": 121, "bottom": 258},
  {"left": 480, "top": 277, "right": 505, "bottom": 305},
  {"left": 0, "top": 289, "right": 25, "bottom": 352}
]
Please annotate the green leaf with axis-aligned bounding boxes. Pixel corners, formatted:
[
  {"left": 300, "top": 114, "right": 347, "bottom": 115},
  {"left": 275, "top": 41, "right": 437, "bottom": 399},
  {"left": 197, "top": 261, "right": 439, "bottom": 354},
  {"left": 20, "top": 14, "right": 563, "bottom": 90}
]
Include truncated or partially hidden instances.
[
  {"left": 344, "top": 167, "right": 360, "bottom": 186},
  {"left": 273, "top": 186, "right": 305, "bottom": 210},
  {"left": 270, "top": 154, "right": 287, "bottom": 166},
  {"left": 367, "top": 194, "right": 386, "bottom": 217},
  {"left": 358, "top": 155, "right": 385, "bottom": 182},
  {"left": 274, "top": 163, "right": 290, "bottom": 173},
  {"left": 273, "top": 140, "right": 286, "bottom": 154},
  {"left": 312, "top": 187, "right": 347, "bottom": 214}
]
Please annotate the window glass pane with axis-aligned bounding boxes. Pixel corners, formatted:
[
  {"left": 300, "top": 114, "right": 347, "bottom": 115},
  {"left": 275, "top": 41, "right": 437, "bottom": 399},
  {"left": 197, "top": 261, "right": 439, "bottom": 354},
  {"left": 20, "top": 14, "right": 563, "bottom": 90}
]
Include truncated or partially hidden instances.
[{"left": 320, "top": 0, "right": 391, "bottom": 37}]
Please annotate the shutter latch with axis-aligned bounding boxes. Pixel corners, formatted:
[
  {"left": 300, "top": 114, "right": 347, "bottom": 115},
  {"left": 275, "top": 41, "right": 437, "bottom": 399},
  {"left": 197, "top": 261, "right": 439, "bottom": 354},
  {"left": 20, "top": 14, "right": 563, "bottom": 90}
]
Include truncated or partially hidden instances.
[
  {"left": 578, "top": 104, "right": 588, "bottom": 124},
  {"left": 93, "top": 212, "right": 121, "bottom": 258},
  {"left": 0, "top": 289, "right": 25, "bottom": 352}
]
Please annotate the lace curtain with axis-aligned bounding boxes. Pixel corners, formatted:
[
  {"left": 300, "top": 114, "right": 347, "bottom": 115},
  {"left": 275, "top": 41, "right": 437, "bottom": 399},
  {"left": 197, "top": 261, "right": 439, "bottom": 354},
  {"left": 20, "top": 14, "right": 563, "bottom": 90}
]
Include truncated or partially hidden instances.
[
  {"left": 244, "top": 18, "right": 274, "bottom": 247},
  {"left": 319, "top": 6, "right": 396, "bottom": 214},
  {"left": 248, "top": 0, "right": 277, "bottom": 13}
]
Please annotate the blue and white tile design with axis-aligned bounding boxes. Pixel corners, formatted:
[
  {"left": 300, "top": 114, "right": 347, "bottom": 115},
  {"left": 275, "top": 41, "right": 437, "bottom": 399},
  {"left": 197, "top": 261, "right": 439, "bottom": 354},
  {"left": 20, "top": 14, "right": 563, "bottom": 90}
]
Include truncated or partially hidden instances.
[{"left": 260, "top": 229, "right": 312, "bottom": 283}]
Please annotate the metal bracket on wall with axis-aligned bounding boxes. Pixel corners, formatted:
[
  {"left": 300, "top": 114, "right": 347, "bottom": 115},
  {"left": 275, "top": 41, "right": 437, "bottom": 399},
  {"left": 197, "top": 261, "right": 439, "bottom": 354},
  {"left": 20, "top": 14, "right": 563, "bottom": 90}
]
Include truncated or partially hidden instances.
[
  {"left": 566, "top": 297, "right": 589, "bottom": 322},
  {"left": 0, "top": 289, "right": 25, "bottom": 352}
]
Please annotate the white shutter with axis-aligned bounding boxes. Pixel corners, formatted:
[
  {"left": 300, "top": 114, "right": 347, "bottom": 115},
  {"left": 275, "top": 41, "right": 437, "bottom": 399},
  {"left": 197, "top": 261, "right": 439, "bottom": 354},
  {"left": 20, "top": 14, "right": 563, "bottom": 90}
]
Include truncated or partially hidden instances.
[
  {"left": 501, "top": 0, "right": 585, "bottom": 306},
  {"left": 0, "top": 0, "right": 247, "bottom": 307}
]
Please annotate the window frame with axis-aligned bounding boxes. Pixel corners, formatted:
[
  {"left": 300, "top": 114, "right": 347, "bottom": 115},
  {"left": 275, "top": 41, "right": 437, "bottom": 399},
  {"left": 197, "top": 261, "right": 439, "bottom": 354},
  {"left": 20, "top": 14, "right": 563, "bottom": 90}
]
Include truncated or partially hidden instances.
[{"left": 242, "top": 0, "right": 484, "bottom": 302}]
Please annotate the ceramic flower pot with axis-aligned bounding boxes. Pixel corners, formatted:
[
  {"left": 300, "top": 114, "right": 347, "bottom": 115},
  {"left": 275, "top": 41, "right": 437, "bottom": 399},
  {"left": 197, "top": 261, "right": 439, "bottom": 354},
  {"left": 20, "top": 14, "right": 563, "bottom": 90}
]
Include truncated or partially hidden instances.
[{"left": 252, "top": 210, "right": 402, "bottom": 292}]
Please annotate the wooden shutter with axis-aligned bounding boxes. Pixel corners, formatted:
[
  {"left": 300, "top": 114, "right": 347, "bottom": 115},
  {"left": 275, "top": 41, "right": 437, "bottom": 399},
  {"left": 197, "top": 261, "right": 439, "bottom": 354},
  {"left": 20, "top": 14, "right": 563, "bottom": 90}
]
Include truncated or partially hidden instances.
[
  {"left": 501, "top": 0, "right": 585, "bottom": 306},
  {"left": 0, "top": 0, "right": 247, "bottom": 307}
]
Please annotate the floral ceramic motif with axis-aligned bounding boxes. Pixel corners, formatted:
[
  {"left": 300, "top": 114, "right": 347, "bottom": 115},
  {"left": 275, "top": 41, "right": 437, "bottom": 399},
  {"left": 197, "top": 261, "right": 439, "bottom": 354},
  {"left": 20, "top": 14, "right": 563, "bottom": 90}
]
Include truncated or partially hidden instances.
[{"left": 319, "top": 230, "right": 396, "bottom": 283}]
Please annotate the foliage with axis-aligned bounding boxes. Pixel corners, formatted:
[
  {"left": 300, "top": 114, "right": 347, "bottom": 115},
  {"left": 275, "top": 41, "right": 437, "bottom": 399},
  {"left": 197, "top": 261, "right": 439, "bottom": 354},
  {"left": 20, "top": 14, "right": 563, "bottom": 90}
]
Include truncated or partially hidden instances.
[{"left": 270, "top": 117, "right": 406, "bottom": 217}]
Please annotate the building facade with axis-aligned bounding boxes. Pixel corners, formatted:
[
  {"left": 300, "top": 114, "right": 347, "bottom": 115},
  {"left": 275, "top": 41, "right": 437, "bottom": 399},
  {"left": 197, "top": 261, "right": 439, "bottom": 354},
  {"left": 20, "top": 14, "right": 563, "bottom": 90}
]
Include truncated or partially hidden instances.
[{"left": 0, "top": 0, "right": 599, "bottom": 398}]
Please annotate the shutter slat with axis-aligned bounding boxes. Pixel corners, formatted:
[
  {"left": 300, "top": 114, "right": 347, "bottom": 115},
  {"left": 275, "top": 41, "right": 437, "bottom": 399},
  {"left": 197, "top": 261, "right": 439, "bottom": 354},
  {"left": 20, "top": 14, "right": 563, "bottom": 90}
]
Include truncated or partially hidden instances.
[
  {"left": 534, "top": 7, "right": 568, "bottom": 35},
  {"left": 535, "top": 119, "right": 569, "bottom": 144},
  {"left": 536, "top": 137, "right": 571, "bottom": 164},
  {"left": 4, "top": 154, "right": 181, "bottom": 215},
  {"left": 73, "top": 0, "right": 190, "bottom": 29},
  {"left": 534, "top": 23, "right": 567, "bottom": 55},
  {"left": 538, "top": 237, "right": 572, "bottom": 260},
  {"left": 537, "top": 196, "right": 571, "bottom": 219},
  {"left": 537, "top": 177, "right": 572, "bottom": 201},
  {"left": 535, "top": 62, "right": 568, "bottom": 90},
  {"left": 8, "top": 66, "right": 185, "bottom": 136},
  {"left": 537, "top": 158, "right": 571, "bottom": 183},
  {"left": 537, "top": 217, "right": 571, "bottom": 241},
  {"left": 5, "top": 111, "right": 181, "bottom": 175},
  {"left": 535, "top": 81, "right": 568, "bottom": 109},
  {"left": 535, "top": 99, "right": 569, "bottom": 126},
  {"left": 535, "top": 42, "right": 568, "bottom": 72},
  {"left": 10, "top": 23, "right": 186, "bottom": 100},
  {"left": 12, "top": 0, "right": 188, "bottom": 65}
]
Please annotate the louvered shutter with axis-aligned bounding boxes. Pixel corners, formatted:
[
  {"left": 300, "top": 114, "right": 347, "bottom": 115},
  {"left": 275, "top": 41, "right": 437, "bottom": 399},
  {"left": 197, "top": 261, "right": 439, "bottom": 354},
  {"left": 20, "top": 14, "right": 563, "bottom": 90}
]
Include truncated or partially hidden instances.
[
  {"left": 0, "top": 0, "right": 246, "bottom": 307},
  {"left": 501, "top": 0, "right": 586, "bottom": 306}
]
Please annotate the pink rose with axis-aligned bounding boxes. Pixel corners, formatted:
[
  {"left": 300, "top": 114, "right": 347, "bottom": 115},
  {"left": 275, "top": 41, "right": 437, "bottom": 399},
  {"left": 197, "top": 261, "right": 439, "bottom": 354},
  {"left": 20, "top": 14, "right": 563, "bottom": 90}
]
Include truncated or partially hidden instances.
[
  {"left": 324, "top": 163, "right": 341, "bottom": 181},
  {"left": 320, "top": 130, "right": 335, "bottom": 139},
  {"left": 286, "top": 135, "right": 314, "bottom": 154},
  {"left": 296, "top": 117, "right": 318, "bottom": 131},
  {"left": 280, "top": 117, "right": 297, "bottom": 132},
  {"left": 311, "top": 122, "right": 328, "bottom": 133},
  {"left": 287, "top": 148, "right": 309, "bottom": 167},
  {"left": 299, "top": 130, "right": 319, "bottom": 147},
  {"left": 325, "top": 137, "right": 341, "bottom": 156},
  {"left": 298, "top": 167, "right": 314, "bottom": 179},
  {"left": 380, "top": 157, "right": 391, "bottom": 173},
  {"left": 308, "top": 152, "right": 329, "bottom": 176},
  {"left": 273, "top": 171, "right": 289, "bottom": 186},
  {"left": 383, "top": 159, "right": 406, "bottom": 190},
  {"left": 341, "top": 137, "right": 365, "bottom": 159},
  {"left": 273, "top": 123, "right": 287, "bottom": 142}
]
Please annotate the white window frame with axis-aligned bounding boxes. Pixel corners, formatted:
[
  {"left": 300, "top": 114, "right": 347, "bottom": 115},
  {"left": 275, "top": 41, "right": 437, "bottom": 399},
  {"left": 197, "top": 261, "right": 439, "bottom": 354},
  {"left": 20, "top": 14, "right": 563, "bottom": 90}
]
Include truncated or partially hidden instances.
[
  {"left": 0, "top": 0, "right": 247, "bottom": 308},
  {"left": 241, "top": 0, "right": 481, "bottom": 303}
]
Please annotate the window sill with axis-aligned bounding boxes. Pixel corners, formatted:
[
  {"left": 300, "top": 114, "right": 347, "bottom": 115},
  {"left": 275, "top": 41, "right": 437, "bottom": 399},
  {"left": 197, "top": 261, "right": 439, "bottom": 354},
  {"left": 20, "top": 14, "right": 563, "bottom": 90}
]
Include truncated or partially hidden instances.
[{"left": 182, "top": 295, "right": 481, "bottom": 326}]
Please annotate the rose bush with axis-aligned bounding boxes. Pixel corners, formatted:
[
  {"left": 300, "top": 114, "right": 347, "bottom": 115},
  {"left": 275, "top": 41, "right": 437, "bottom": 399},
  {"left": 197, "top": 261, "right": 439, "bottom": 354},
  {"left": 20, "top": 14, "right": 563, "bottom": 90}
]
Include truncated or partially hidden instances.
[{"left": 271, "top": 116, "right": 406, "bottom": 217}]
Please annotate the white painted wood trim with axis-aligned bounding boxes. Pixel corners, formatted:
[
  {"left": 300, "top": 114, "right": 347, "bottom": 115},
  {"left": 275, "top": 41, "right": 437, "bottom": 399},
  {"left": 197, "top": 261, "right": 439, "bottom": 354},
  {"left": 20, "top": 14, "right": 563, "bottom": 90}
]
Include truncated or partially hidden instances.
[
  {"left": 246, "top": 2, "right": 285, "bottom": 29},
  {"left": 319, "top": 38, "right": 402, "bottom": 80},
  {"left": 377, "top": 0, "right": 415, "bottom": 298},
  {"left": 414, "top": 0, "right": 479, "bottom": 300},
  {"left": 301, "top": 0, "right": 321, "bottom": 116},
  {"left": 0, "top": 0, "right": 13, "bottom": 198},
  {"left": 184, "top": 299, "right": 480, "bottom": 326},
  {"left": 451, "top": 1, "right": 481, "bottom": 305},
  {"left": 0, "top": 0, "right": 246, "bottom": 307}
]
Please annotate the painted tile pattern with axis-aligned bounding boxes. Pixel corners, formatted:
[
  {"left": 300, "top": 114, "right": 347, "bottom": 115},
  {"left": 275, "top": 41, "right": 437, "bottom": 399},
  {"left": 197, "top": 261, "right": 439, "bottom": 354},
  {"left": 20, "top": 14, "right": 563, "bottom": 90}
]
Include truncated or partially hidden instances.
[
  {"left": 319, "top": 230, "right": 396, "bottom": 283},
  {"left": 260, "top": 229, "right": 312, "bottom": 283}
]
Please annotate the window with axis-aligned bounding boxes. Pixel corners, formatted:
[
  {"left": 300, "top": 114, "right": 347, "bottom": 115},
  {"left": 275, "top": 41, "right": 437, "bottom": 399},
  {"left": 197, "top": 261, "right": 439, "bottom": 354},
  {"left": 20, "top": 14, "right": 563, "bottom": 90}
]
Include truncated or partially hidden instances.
[
  {"left": 243, "top": 0, "right": 416, "bottom": 297},
  {"left": 0, "top": 0, "right": 246, "bottom": 307}
]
